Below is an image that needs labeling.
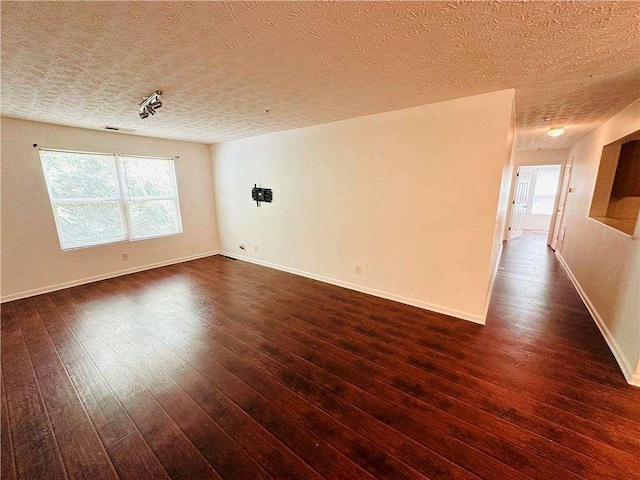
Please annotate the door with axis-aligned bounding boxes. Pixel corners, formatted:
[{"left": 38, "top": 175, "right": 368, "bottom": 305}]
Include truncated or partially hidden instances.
[
  {"left": 550, "top": 162, "right": 572, "bottom": 251},
  {"left": 508, "top": 167, "right": 532, "bottom": 240}
]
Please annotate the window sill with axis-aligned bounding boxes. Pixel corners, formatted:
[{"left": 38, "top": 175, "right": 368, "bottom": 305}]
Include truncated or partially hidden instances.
[
  {"left": 587, "top": 216, "right": 636, "bottom": 238},
  {"left": 61, "top": 231, "right": 183, "bottom": 251}
]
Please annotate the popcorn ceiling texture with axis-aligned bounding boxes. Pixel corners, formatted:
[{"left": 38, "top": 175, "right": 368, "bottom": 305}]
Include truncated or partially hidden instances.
[{"left": 1, "top": 1, "right": 639, "bottom": 150}]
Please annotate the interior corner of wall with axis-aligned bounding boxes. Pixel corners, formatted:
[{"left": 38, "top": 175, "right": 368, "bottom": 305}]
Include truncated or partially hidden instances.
[
  {"left": 207, "top": 144, "right": 223, "bottom": 250},
  {"left": 211, "top": 140, "right": 226, "bottom": 156}
]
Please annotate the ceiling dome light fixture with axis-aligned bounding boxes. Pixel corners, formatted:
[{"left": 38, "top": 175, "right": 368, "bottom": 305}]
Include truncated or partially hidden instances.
[
  {"left": 547, "top": 127, "right": 565, "bottom": 137},
  {"left": 139, "top": 90, "right": 162, "bottom": 119}
]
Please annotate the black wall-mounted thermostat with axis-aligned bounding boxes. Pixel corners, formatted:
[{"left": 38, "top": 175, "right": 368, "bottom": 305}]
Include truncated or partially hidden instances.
[{"left": 252, "top": 184, "right": 273, "bottom": 207}]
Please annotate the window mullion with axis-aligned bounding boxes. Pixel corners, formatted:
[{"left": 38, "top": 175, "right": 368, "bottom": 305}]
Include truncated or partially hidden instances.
[{"left": 114, "top": 154, "right": 132, "bottom": 241}]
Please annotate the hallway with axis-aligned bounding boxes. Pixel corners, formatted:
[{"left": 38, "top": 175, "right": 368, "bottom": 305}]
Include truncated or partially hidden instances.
[
  {"left": 490, "top": 232, "right": 616, "bottom": 357},
  {"left": 1, "top": 235, "right": 639, "bottom": 480}
]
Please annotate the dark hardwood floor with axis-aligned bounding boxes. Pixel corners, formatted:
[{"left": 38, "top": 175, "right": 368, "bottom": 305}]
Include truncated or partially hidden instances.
[{"left": 2, "top": 232, "right": 639, "bottom": 479}]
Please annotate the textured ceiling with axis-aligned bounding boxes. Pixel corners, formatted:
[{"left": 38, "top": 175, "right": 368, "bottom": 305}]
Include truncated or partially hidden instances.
[{"left": 1, "top": 1, "right": 639, "bottom": 150}]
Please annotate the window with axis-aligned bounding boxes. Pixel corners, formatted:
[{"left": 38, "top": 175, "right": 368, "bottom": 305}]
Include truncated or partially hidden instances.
[
  {"left": 40, "top": 150, "right": 182, "bottom": 250},
  {"left": 530, "top": 168, "right": 561, "bottom": 215}
]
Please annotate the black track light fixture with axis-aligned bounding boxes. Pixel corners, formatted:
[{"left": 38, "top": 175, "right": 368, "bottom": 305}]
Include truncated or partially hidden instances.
[{"left": 138, "top": 90, "right": 162, "bottom": 119}]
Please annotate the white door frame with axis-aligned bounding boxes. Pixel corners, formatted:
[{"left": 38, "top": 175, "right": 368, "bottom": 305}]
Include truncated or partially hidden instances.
[
  {"left": 550, "top": 159, "right": 573, "bottom": 250},
  {"left": 504, "top": 162, "right": 564, "bottom": 244}
]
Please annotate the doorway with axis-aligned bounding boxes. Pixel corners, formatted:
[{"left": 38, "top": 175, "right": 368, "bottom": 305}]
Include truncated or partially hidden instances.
[{"left": 507, "top": 164, "right": 562, "bottom": 242}]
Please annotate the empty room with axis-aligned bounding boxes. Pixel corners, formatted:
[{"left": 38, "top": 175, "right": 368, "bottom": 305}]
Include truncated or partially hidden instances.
[{"left": 1, "top": 1, "right": 639, "bottom": 479}]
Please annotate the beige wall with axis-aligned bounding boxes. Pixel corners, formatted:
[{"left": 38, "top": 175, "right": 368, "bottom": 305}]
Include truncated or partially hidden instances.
[
  {"left": 558, "top": 99, "right": 640, "bottom": 386},
  {"left": 513, "top": 148, "right": 570, "bottom": 167},
  {"left": 211, "top": 90, "right": 516, "bottom": 323},
  {"left": 1, "top": 118, "right": 220, "bottom": 300}
]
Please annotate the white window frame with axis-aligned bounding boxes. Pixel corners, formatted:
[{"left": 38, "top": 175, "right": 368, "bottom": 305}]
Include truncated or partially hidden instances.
[{"left": 40, "top": 149, "right": 183, "bottom": 251}]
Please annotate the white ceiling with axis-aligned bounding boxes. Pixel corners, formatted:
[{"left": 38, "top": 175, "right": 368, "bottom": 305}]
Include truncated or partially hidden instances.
[{"left": 2, "top": 1, "right": 639, "bottom": 150}]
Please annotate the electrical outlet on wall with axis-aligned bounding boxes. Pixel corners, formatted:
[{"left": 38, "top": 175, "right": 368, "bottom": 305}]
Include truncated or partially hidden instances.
[
  {"left": 253, "top": 244, "right": 259, "bottom": 253},
  {"left": 355, "top": 265, "right": 362, "bottom": 274},
  {"left": 122, "top": 252, "right": 129, "bottom": 261}
]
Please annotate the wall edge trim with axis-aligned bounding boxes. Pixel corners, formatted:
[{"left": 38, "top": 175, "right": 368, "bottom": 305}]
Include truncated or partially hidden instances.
[
  {"left": 1, "top": 250, "right": 220, "bottom": 303},
  {"left": 555, "top": 251, "right": 638, "bottom": 387},
  {"left": 482, "top": 243, "right": 503, "bottom": 320},
  {"left": 220, "top": 250, "right": 485, "bottom": 325}
]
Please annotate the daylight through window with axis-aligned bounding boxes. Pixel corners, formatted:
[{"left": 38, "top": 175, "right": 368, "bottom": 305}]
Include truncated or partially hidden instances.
[
  {"left": 530, "top": 168, "right": 560, "bottom": 215},
  {"left": 40, "top": 150, "right": 182, "bottom": 250}
]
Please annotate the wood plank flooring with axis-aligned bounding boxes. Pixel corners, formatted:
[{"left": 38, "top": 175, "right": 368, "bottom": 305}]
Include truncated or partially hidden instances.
[{"left": 2, "top": 232, "right": 639, "bottom": 479}]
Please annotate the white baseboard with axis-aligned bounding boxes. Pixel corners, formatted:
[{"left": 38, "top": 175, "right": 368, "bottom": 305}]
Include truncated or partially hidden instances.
[
  {"left": 555, "top": 251, "right": 639, "bottom": 388},
  {"left": 220, "top": 251, "right": 485, "bottom": 325},
  {"left": 0, "top": 251, "right": 220, "bottom": 303}
]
